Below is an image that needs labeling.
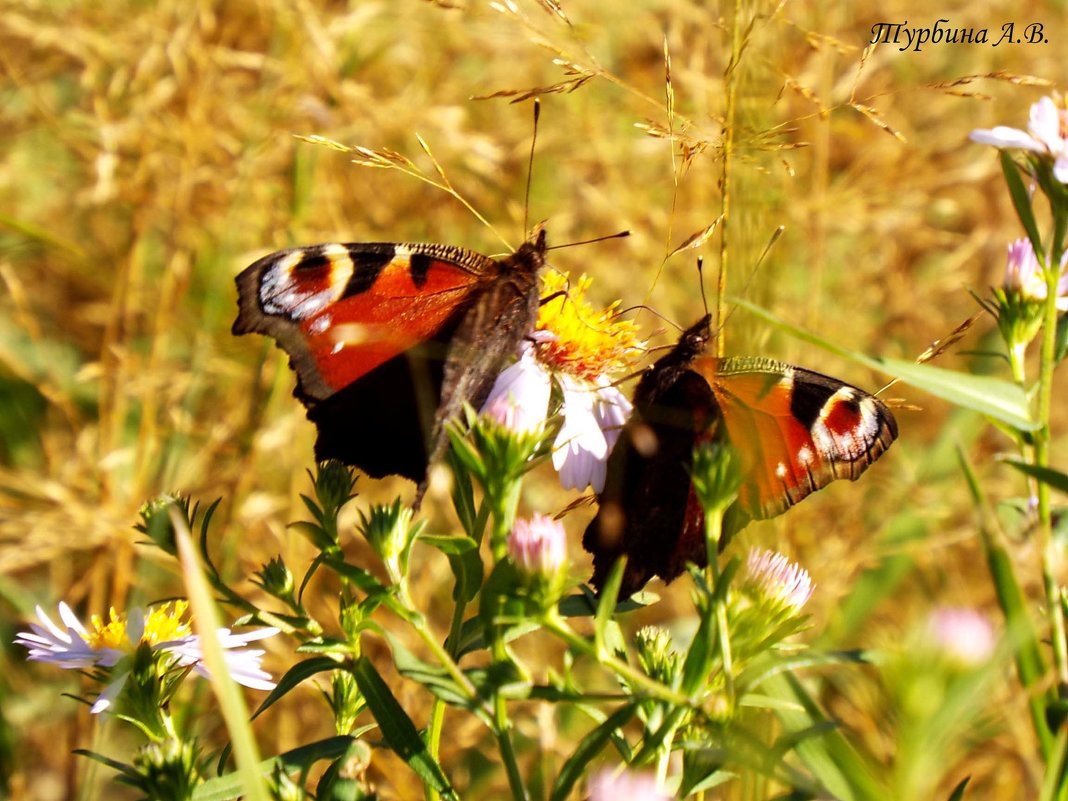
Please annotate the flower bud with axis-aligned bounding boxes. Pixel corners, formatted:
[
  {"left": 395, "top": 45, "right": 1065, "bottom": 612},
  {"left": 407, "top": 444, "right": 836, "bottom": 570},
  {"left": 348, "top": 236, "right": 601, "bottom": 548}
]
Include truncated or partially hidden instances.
[
  {"left": 356, "top": 500, "right": 423, "bottom": 585},
  {"left": 742, "top": 548, "right": 813, "bottom": 613},
  {"left": 507, "top": 513, "right": 567, "bottom": 579}
]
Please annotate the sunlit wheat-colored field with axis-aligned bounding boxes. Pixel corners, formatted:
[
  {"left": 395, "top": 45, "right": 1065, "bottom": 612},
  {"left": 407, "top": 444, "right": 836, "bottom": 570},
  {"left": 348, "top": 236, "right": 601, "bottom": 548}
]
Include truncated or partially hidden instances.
[{"left": 3, "top": 1, "right": 1068, "bottom": 799}]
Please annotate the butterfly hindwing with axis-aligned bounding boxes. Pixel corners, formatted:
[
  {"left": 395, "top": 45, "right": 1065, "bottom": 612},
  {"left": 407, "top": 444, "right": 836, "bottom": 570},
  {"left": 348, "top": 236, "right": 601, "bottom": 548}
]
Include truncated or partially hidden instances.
[
  {"left": 584, "top": 315, "right": 897, "bottom": 597},
  {"left": 698, "top": 357, "right": 898, "bottom": 519},
  {"left": 233, "top": 232, "right": 546, "bottom": 493}
]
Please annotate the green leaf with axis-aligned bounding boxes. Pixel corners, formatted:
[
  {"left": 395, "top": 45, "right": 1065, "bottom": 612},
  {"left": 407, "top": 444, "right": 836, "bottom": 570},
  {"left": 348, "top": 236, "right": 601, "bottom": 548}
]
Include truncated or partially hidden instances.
[
  {"left": 958, "top": 446, "right": 1053, "bottom": 758},
  {"left": 549, "top": 704, "right": 638, "bottom": 801},
  {"left": 946, "top": 776, "right": 970, "bottom": 801},
  {"left": 419, "top": 533, "right": 478, "bottom": 555},
  {"left": 447, "top": 548, "right": 484, "bottom": 606},
  {"left": 351, "top": 656, "right": 457, "bottom": 799},
  {"left": 191, "top": 737, "right": 360, "bottom": 801},
  {"left": 594, "top": 557, "right": 625, "bottom": 656},
  {"left": 252, "top": 656, "right": 340, "bottom": 719},
  {"left": 879, "top": 359, "right": 1037, "bottom": 431},
  {"left": 1001, "top": 150, "right": 1044, "bottom": 256},
  {"left": 731, "top": 299, "right": 1038, "bottom": 431},
  {"left": 558, "top": 589, "right": 651, "bottom": 618},
  {"left": 1055, "top": 314, "right": 1068, "bottom": 363},
  {"left": 1000, "top": 456, "right": 1068, "bottom": 495},
  {"left": 763, "top": 672, "right": 885, "bottom": 801},
  {"left": 386, "top": 637, "right": 491, "bottom": 724}
]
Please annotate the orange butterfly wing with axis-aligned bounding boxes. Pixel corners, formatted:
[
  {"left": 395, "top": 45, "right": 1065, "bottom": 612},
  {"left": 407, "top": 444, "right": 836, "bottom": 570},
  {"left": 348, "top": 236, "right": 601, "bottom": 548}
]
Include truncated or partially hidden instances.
[{"left": 694, "top": 356, "right": 897, "bottom": 519}]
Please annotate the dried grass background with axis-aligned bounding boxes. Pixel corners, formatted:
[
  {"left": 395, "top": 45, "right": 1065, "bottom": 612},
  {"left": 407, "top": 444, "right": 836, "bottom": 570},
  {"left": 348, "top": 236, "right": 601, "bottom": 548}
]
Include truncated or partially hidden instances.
[{"left": 1, "top": 0, "right": 1067, "bottom": 798}]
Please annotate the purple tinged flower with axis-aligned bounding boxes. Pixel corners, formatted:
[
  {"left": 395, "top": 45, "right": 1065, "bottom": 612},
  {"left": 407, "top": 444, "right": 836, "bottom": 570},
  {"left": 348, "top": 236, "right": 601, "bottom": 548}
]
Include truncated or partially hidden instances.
[
  {"left": 551, "top": 375, "right": 634, "bottom": 493},
  {"left": 926, "top": 607, "right": 995, "bottom": 666},
  {"left": 507, "top": 513, "right": 567, "bottom": 577},
  {"left": 970, "top": 94, "right": 1068, "bottom": 184},
  {"left": 480, "top": 272, "right": 642, "bottom": 493},
  {"left": 588, "top": 768, "right": 671, "bottom": 801},
  {"left": 15, "top": 602, "right": 278, "bottom": 713},
  {"left": 744, "top": 549, "right": 814, "bottom": 612},
  {"left": 481, "top": 342, "right": 554, "bottom": 435},
  {"left": 1003, "top": 237, "right": 1068, "bottom": 309}
]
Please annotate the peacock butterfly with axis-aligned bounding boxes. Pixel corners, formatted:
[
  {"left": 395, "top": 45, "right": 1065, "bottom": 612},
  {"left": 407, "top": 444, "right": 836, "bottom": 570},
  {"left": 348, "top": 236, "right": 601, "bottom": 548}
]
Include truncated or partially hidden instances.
[
  {"left": 233, "top": 230, "right": 547, "bottom": 502},
  {"left": 583, "top": 314, "right": 898, "bottom": 597}
]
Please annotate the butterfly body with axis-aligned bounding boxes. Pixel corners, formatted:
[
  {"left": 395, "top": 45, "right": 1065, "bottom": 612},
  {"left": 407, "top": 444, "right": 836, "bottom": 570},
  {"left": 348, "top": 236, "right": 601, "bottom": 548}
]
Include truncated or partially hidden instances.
[
  {"left": 233, "top": 231, "right": 547, "bottom": 495},
  {"left": 583, "top": 315, "right": 897, "bottom": 597}
]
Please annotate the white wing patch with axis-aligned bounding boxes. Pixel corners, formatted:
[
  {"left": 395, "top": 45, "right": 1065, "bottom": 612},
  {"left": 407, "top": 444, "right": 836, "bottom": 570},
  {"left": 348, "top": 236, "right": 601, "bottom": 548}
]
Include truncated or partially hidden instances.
[{"left": 260, "top": 244, "right": 355, "bottom": 320}]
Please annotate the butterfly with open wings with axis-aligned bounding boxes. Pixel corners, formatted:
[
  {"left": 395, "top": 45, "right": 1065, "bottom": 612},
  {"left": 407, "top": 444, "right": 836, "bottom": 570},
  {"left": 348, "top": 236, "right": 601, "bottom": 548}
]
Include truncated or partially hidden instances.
[
  {"left": 582, "top": 314, "right": 898, "bottom": 598},
  {"left": 233, "top": 230, "right": 547, "bottom": 504}
]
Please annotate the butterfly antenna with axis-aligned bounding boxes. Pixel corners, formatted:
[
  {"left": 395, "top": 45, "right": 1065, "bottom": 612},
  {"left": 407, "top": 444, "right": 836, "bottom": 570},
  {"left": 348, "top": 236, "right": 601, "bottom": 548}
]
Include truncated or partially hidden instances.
[
  {"left": 714, "top": 225, "right": 785, "bottom": 335},
  {"left": 546, "top": 230, "right": 631, "bottom": 251},
  {"left": 697, "top": 256, "right": 710, "bottom": 317},
  {"left": 524, "top": 99, "right": 541, "bottom": 237}
]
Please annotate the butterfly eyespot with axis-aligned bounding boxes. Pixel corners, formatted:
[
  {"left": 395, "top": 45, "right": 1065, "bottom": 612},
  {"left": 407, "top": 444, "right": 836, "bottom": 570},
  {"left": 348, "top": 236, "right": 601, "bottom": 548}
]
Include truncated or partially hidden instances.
[{"left": 233, "top": 232, "right": 549, "bottom": 506}]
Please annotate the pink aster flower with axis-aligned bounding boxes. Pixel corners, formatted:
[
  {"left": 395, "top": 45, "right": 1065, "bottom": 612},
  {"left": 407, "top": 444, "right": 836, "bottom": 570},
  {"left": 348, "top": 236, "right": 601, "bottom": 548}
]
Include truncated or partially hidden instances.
[
  {"left": 970, "top": 94, "right": 1068, "bottom": 183},
  {"left": 743, "top": 549, "right": 814, "bottom": 612},
  {"left": 926, "top": 607, "right": 996, "bottom": 667},
  {"left": 480, "top": 273, "right": 640, "bottom": 492},
  {"left": 15, "top": 601, "right": 277, "bottom": 713},
  {"left": 1002, "top": 237, "right": 1068, "bottom": 310},
  {"left": 588, "top": 768, "right": 671, "bottom": 801},
  {"left": 507, "top": 513, "right": 567, "bottom": 577}
]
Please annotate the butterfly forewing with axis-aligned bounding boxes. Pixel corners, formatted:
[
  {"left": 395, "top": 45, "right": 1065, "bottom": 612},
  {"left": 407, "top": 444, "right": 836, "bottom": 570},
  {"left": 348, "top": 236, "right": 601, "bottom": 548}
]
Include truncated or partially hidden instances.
[
  {"left": 696, "top": 356, "right": 898, "bottom": 519},
  {"left": 233, "top": 233, "right": 546, "bottom": 497},
  {"left": 234, "top": 242, "right": 497, "bottom": 401}
]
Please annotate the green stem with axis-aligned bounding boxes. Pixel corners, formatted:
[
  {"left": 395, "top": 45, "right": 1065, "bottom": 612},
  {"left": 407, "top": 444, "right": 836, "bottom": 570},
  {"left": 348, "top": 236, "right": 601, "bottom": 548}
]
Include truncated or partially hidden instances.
[
  {"left": 1038, "top": 221, "right": 1068, "bottom": 687},
  {"left": 492, "top": 607, "right": 528, "bottom": 801},
  {"left": 426, "top": 501, "right": 490, "bottom": 801}
]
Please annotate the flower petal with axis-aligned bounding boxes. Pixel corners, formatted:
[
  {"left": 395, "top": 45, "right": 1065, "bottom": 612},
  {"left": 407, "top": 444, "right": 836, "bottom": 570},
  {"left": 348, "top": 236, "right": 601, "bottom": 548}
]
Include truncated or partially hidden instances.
[
  {"left": 90, "top": 670, "right": 129, "bottom": 714},
  {"left": 969, "top": 126, "right": 1045, "bottom": 152},
  {"left": 481, "top": 344, "right": 553, "bottom": 434},
  {"left": 552, "top": 375, "right": 609, "bottom": 491}
]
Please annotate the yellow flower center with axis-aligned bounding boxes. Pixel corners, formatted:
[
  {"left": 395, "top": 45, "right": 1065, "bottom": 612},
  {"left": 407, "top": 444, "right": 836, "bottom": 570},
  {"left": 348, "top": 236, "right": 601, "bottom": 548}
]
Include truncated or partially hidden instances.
[
  {"left": 536, "top": 272, "right": 642, "bottom": 381},
  {"left": 86, "top": 608, "right": 130, "bottom": 651},
  {"left": 85, "top": 601, "right": 193, "bottom": 651}
]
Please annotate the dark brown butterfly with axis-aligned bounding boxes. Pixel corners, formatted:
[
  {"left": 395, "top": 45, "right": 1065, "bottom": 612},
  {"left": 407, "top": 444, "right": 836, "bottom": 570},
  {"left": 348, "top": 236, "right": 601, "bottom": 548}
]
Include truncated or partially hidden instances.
[{"left": 583, "top": 315, "right": 898, "bottom": 597}]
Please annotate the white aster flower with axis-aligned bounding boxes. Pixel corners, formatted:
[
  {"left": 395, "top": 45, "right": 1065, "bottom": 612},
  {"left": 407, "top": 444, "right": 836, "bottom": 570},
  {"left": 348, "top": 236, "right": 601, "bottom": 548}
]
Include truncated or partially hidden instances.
[
  {"left": 970, "top": 94, "right": 1068, "bottom": 184},
  {"left": 481, "top": 341, "right": 553, "bottom": 435},
  {"left": 15, "top": 601, "right": 278, "bottom": 713},
  {"left": 480, "top": 272, "right": 641, "bottom": 492}
]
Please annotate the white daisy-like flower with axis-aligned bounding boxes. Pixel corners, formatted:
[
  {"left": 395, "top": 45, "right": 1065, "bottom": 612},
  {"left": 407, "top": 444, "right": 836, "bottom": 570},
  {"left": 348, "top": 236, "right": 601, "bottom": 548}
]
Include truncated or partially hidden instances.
[
  {"left": 481, "top": 341, "right": 554, "bottom": 435},
  {"left": 480, "top": 273, "right": 641, "bottom": 492},
  {"left": 551, "top": 374, "right": 634, "bottom": 492},
  {"left": 15, "top": 601, "right": 278, "bottom": 713},
  {"left": 970, "top": 94, "right": 1068, "bottom": 184}
]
